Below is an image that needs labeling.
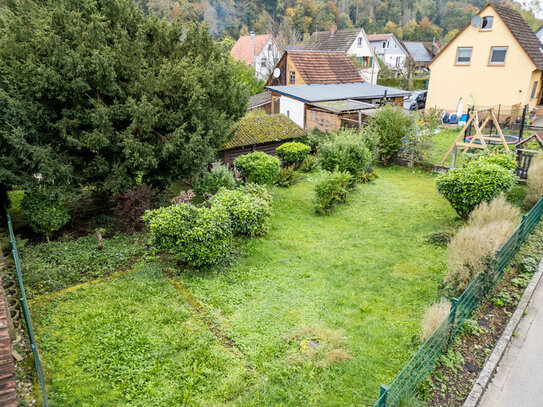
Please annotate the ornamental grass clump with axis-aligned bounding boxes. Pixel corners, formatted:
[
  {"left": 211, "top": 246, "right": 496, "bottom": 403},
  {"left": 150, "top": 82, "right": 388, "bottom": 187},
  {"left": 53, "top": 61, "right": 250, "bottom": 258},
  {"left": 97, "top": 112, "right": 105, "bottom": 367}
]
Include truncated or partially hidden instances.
[
  {"left": 143, "top": 204, "right": 232, "bottom": 268},
  {"left": 445, "top": 194, "right": 520, "bottom": 293},
  {"left": 234, "top": 152, "right": 280, "bottom": 184},
  {"left": 436, "top": 159, "right": 516, "bottom": 219},
  {"left": 420, "top": 299, "right": 451, "bottom": 342},
  {"left": 525, "top": 154, "right": 543, "bottom": 208},
  {"left": 276, "top": 142, "right": 310, "bottom": 169},
  {"left": 210, "top": 186, "right": 272, "bottom": 236}
]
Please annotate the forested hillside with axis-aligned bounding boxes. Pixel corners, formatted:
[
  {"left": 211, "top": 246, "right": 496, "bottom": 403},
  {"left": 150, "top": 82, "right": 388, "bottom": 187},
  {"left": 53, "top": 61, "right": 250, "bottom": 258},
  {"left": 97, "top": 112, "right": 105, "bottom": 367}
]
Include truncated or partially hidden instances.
[{"left": 136, "top": 0, "right": 542, "bottom": 43}]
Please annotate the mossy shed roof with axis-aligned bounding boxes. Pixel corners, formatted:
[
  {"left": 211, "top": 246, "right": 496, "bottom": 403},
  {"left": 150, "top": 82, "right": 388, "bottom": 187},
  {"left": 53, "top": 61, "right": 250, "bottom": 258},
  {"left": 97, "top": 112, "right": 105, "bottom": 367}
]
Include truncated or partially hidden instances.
[{"left": 224, "top": 114, "right": 307, "bottom": 150}]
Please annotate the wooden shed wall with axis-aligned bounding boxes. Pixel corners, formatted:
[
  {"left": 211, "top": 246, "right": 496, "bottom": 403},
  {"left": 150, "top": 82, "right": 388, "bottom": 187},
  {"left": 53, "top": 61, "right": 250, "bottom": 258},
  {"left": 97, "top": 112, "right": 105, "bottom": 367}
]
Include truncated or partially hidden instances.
[{"left": 222, "top": 140, "right": 293, "bottom": 166}]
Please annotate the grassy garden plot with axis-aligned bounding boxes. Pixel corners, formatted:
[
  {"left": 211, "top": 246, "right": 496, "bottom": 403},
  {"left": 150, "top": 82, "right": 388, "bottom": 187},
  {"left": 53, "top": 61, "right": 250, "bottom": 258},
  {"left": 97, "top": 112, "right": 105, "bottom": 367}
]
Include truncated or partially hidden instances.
[
  {"left": 176, "top": 166, "right": 456, "bottom": 405},
  {"left": 31, "top": 262, "right": 253, "bottom": 406},
  {"left": 29, "top": 166, "right": 457, "bottom": 406}
]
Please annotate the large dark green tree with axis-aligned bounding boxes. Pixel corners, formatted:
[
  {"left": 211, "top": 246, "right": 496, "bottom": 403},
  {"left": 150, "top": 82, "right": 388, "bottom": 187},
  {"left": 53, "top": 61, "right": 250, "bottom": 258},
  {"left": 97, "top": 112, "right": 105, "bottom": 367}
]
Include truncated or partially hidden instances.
[{"left": 0, "top": 0, "right": 248, "bottom": 195}]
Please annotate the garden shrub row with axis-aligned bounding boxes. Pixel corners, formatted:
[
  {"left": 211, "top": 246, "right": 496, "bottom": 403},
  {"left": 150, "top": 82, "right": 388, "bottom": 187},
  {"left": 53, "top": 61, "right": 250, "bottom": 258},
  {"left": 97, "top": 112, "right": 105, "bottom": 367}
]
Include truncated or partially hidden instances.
[{"left": 144, "top": 184, "right": 272, "bottom": 268}]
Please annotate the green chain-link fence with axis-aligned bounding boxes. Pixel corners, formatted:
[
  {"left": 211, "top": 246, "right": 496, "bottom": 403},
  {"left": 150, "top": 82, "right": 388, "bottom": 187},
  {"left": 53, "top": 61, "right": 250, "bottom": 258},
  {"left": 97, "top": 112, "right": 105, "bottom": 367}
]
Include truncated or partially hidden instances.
[
  {"left": 3, "top": 206, "right": 48, "bottom": 406},
  {"left": 374, "top": 194, "right": 543, "bottom": 407}
]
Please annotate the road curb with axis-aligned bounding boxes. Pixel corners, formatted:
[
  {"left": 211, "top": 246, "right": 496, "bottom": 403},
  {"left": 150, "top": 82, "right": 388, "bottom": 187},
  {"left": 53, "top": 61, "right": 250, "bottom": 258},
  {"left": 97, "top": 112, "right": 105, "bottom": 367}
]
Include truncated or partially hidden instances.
[{"left": 463, "top": 259, "right": 543, "bottom": 407}]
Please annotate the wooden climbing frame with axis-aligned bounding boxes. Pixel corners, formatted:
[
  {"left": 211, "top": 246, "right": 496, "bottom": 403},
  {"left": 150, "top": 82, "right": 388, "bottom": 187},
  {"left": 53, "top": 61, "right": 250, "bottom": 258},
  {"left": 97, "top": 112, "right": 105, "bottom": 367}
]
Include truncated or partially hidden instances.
[{"left": 440, "top": 108, "right": 509, "bottom": 166}]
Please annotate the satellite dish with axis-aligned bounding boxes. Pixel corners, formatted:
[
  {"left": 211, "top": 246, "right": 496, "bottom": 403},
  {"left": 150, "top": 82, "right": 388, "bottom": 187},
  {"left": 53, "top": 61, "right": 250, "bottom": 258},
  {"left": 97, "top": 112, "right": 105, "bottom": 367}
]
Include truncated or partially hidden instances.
[
  {"left": 471, "top": 15, "right": 482, "bottom": 28},
  {"left": 273, "top": 68, "right": 281, "bottom": 78}
]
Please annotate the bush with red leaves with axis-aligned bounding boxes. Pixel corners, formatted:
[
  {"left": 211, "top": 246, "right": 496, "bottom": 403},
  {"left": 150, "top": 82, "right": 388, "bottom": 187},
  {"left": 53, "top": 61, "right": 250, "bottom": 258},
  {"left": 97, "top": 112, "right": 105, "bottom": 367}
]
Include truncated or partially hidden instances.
[{"left": 112, "top": 185, "right": 153, "bottom": 233}]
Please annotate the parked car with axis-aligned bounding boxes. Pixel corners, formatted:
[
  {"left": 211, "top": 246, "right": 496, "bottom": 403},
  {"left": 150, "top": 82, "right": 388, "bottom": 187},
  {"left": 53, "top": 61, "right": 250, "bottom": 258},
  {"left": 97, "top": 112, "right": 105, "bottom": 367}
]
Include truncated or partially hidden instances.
[{"left": 403, "top": 91, "right": 427, "bottom": 110}]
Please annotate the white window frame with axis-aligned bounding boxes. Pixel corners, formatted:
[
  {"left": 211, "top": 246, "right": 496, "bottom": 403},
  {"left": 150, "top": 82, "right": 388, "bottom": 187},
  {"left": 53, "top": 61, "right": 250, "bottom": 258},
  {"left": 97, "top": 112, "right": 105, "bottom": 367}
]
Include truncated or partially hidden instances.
[
  {"left": 289, "top": 71, "right": 296, "bottom": 84},
  {"left": 489, "top": 46, "right": 507, "bottom": 65},
  {"left": 531, "top": 81, "right": 538, "bottom": 99},
  {"left": 455, "top": 47, "right": 472, "bottom": 65},
  {"left": 481, "top": 16, "right": 493, "bottom": 31},
  {"left": 357, "top": 37, "right": 363, "bottom": 46}
]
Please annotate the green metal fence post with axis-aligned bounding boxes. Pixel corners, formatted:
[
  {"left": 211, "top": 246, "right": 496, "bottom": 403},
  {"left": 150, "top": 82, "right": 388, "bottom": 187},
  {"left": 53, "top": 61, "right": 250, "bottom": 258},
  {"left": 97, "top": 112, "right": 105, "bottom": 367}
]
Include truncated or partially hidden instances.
[
  {"left": 516, "top": 214, "right": 527, "bottom": 251},
  {"left": 378, "top": 384, "right": 389, "bottom": 407},
  {"left": 448, "top": 297, "right": 458, "bottom": 343},
  {"left": 3, "top": 206, "right": 48, "bottom": 407}
]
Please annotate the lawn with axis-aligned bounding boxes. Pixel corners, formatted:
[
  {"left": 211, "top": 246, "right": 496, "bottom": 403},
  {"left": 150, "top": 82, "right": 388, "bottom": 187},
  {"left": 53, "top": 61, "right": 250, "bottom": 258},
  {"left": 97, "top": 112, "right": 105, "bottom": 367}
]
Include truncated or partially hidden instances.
[{"left": 29, "top": 166, "right": 458, "bottom": 406}]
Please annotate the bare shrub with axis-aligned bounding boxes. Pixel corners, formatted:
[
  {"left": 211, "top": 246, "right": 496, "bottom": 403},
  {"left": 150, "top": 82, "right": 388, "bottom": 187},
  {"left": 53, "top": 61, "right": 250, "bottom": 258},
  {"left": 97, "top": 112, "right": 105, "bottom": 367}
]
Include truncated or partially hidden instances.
[
  {"left": 420, "top": 299, "right": 451, "bottom": 342},
  {"left": 525, "top": 154, "right": 543, "bottom": 208},
  {"left": 445, "top": 194, "right": 520, "bottom": 293}
]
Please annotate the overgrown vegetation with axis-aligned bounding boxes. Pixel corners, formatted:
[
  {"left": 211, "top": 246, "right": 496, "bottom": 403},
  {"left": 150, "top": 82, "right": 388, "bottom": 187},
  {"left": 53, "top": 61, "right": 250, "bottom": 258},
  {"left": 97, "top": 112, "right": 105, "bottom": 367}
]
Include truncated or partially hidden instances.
[
  {"left": 18, "top": 233, "right": 145, "bottom": 297},
  {"left": 420, "top": 300, "right": 451, "bottom": 342},
  {"left": 317, "top": 130, "right": 375, "bottom": 180},
  {"left": 368, "top": 104, "right": 414, "bottom": 165}
]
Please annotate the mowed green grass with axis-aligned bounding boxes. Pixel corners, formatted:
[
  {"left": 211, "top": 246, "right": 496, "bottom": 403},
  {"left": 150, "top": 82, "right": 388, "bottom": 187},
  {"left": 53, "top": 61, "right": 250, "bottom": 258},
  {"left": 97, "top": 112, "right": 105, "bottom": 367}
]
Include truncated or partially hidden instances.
[
  {"left": 30, "top": 167, "right": 457, "bottom": 406},
  {"left": 179, "top": 166, "right": 457, "bottom": 406},
  {"left": 31, "top": 263, "right": 253, "bottom": 407}
]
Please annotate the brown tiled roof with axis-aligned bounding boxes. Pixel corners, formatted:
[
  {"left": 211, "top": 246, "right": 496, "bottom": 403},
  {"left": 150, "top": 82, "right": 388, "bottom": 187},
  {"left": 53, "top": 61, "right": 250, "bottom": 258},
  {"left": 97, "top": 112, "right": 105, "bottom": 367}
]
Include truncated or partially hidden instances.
[
  {"left": 305, "top": 28, "right": 361, "bottom": 52},
  {"left": 231, "top": 34, "right": 274, "bottom": 65},
  {"left": 288, "top": 51, "right": 363, "bottom": 84},
  {"left": 367, "top": 33, "right": 394, "bottom": 41},
  {"left": 493, "top": 2, "right": 543, "bottom": 70},
  {"left": 0, "top": 278, "right": 17, "bottom": 407},
  {"left": 224, "top": 114, "right": 307, "bottom": 150}
]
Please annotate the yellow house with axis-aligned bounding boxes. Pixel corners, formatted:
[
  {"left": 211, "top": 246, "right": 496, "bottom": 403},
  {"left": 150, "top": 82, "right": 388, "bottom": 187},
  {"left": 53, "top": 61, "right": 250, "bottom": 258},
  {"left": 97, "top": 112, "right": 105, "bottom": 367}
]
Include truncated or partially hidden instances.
[{"left": 426, "top": 2, "right": 543, "bottom": 115}]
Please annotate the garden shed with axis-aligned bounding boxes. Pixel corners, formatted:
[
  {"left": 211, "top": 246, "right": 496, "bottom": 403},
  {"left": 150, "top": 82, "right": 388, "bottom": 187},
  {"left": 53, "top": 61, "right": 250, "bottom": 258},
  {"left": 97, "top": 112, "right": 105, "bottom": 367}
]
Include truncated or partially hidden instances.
[{"left": 221, "top": 114, "right": 307, "bottom": 165}]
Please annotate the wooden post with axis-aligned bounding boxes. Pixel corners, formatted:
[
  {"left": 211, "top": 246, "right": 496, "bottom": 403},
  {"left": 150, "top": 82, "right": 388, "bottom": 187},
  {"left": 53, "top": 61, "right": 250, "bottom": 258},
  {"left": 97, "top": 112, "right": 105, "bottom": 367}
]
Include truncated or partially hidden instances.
[
  {"left": 451, "top": 146, "right": 457, "bottom": 169},
  {"left": 358, "top": 111, "right": 362, "bottom": 129}
]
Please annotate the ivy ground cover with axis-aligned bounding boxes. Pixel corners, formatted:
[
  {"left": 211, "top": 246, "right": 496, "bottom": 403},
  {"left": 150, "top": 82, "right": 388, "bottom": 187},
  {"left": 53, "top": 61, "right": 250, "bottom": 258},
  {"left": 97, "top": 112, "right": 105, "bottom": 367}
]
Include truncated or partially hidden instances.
[{"left": 31, "top": 166, "right": 457, "bottom": 406}]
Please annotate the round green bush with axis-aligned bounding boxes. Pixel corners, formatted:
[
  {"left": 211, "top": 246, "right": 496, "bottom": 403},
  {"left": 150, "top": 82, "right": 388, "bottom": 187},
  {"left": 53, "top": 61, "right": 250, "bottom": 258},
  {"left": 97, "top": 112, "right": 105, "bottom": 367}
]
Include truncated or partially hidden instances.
[
  {"left": 210, "top": 186, "right": 272, "bottom": 236},
  {"left": 193, "top": 164, "right": 236, "bottom": 195},
  {"left": 465, "top": 151, "right": 517, "bottom": 171},
  {"left": 317, "top": 133, "right": 372, "bottom": 179},
  {"left": 436, "top": 161, "right": 516, "bottom": 219},
  {"left": 143, "top": 204, "right": 232, "bottom": 268},
  {"left": 276, "top": 142, "right": 310, "bottom": 168},
  {"left": 234, "top": 152, "right": 280, "bottom": 184}
]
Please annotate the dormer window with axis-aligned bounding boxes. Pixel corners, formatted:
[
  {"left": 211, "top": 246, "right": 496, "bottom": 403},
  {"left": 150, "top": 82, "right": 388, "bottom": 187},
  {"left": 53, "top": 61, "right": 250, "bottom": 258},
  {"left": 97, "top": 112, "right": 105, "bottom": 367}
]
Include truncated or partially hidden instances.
[
  {"left": 289, "top": 71, "right": 296, "bottom": 84},
  {"left": 481, "top": 16, "right": 493, "bottom": 31}
]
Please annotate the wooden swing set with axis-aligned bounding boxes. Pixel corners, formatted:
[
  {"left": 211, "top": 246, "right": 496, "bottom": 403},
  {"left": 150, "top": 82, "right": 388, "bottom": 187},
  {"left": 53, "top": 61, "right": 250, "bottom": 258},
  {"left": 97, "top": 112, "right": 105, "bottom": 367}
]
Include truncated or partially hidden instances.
[{"left": 440, "top": 107, "right": 510, "bottom": 166}]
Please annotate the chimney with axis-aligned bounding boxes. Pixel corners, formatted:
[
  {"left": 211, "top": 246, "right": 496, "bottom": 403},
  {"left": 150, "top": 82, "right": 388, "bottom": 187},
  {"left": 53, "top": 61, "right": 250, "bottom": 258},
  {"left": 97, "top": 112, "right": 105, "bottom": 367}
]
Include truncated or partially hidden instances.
[
  {"left": 431, "top": 36, "right": 436, "bottom": 58},
  {"left": 330, "top": 24, "right": 337, "bottom": 36},
  {"left": 250, "top": 31, "right": 255, "bottom": 41}
]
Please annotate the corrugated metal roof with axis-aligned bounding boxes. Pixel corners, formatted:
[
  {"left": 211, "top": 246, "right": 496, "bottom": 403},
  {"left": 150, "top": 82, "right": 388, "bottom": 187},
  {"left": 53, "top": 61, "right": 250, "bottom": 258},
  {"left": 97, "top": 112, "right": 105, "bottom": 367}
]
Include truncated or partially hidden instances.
[
  {"left": 402, "top": 42, "right": 432, "bottom": 62},
  {"left": 310, "top": 99, "right": 375, "bottom": 113},
  {"left": 266, "top": 82, "right": 409, "bottom": 102}
]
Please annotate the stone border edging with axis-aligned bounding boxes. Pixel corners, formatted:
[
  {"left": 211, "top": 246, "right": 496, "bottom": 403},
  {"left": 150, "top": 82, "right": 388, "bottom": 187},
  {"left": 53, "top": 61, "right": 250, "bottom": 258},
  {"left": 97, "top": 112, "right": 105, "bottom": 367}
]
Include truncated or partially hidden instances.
[{"left": 463, "top": 259, "right": 543, "bottom": 407}]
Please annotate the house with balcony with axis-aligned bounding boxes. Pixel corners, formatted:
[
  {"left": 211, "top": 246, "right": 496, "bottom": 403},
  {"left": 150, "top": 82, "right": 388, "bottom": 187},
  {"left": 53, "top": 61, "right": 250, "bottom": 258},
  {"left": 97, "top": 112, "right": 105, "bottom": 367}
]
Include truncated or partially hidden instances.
[
  {"left": 425, "top": 2, "right": 543, "bottom": 114},
  {"left": 368, "top": 33, "right": 408, "bottom": 74}
]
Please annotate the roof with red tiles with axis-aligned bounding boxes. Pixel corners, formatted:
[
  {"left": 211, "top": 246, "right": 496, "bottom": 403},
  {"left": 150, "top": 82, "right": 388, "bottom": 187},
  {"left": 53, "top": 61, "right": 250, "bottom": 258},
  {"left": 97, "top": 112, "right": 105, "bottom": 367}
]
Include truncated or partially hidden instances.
[
  {"left": 230, "top": 34, "right": 274, "bottom": 65},
  {"left": 288, "top": 50, "right": 363, "bottom": 84}
]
